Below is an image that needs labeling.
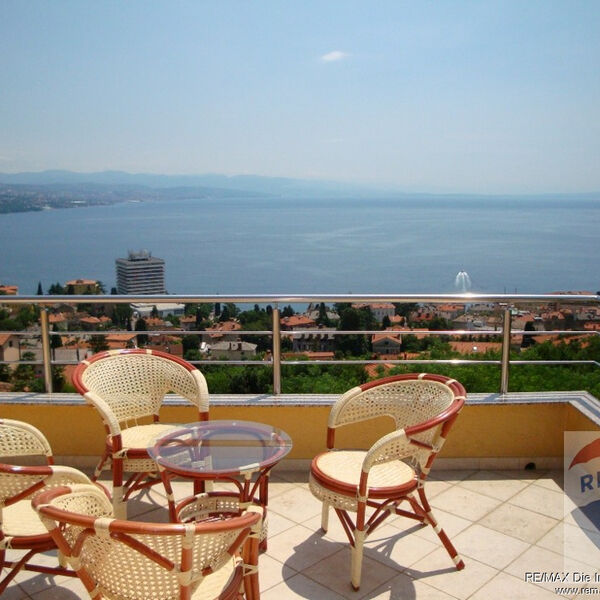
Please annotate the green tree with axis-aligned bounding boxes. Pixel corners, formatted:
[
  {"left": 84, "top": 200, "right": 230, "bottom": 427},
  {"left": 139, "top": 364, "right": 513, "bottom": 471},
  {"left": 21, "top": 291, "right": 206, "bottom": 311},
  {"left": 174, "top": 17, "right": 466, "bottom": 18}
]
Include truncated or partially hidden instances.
[
  {"left": 238, "top": 306, "right": 272, "bottom": 352},
  {"left": 182, "top": 335, "right": 200, "bottom": 355},
  {"left": 316, "top": 302, "right": 332, "bottom": 327},
  {"left": 393, "top": 303, "right": 418, "bottom": 319},
  {"left": 50, "top": 324, "right": 63, "bottom": 359},
  {"left": 113, "top": 303, "right": 133, "bottom": 329},
  {"left": 335, "top": 306, "right": 375, "bottom": 357},
  {"left": 135, "top": 318, "right": 148, "bottom": 346},
  {"left": 521, "top": 321, "right": 537, "bottom": 349},
  {"left": 281, "top": 305, "right": 295, "bottom": 318},
  {"left": 36, "top": 281, "right": 43, "bottom": 295},
  {"left": 48, "top": 282, "right": 65, "bottom": 295},
  {"left": 11, "top": 351, "right": 44, "bottom": 392},
  {"left": 150, "top": 305, "right": 160, "bottom": 318},
  {"left": 89, "top": 335, "right": 109, "bottom": 354}
]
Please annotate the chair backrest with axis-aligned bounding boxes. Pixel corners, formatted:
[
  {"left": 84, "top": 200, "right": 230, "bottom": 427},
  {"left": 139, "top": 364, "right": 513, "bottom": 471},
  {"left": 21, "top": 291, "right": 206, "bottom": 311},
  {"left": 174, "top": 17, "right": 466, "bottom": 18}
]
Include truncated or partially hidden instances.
[
  {"left": 0, "top": 418, "right": 53, "bottom": 462},
  {"left": 72, "top": 349, "right": 209, "bottom": 423},
  {"left": 34, "top": 483, "right": 260, "bottom": 600},
  {"left": 328, "top": 373, "right": 466, "bottom": 458},
  {"left": 0, "top": 464, "right": 94, "bottom": 509}
]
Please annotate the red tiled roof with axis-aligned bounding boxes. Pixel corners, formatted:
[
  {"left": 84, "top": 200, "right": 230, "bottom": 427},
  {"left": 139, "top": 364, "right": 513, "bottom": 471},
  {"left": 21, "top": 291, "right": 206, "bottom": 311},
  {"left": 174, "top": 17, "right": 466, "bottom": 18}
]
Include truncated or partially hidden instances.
[{"left": 280, "top": 316, "right": 316, "bottom": 328}]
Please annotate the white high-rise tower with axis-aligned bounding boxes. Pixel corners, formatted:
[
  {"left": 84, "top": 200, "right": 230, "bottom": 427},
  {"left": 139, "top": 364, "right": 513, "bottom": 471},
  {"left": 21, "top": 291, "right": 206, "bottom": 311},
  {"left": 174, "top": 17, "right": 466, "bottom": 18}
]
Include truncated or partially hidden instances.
[{"left": 115, "top": 250, "right": 166, "bottom": 294}]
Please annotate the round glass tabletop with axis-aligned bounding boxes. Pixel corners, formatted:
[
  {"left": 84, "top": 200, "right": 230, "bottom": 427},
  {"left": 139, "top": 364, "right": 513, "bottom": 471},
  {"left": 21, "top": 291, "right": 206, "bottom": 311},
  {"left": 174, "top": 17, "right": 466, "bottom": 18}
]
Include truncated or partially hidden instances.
[{"left": 148, "top": 420, "right": 293, "bottom": 477}]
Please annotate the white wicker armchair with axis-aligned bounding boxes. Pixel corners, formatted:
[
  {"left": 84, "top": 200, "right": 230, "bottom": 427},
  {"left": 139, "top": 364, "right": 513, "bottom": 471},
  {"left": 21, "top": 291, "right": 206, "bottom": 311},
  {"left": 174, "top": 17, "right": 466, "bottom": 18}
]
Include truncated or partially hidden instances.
[
  {"left": 72, "top": 349, "right": 209, "bottom": 518},
  {"left": 0, "top": 418, "right": 96, "bottom": 594},
  {"left": 309, "top": 373, "right": 466, "bottom": 590},
  {"left": 33, "top": 483, "right": 261, "bottom": 600}
]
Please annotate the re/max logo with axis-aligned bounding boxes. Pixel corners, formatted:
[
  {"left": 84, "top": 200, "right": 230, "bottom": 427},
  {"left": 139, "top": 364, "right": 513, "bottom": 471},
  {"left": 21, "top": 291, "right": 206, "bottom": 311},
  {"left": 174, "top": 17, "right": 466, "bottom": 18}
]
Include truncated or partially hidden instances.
[{"left": 580, "top": 471, "right": 600, "bottom": 493}]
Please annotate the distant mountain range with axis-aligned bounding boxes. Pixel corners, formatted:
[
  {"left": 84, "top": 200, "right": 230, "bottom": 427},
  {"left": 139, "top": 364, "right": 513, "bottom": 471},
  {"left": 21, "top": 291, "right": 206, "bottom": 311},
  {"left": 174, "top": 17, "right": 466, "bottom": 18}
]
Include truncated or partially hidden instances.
[{"left": 0, "top": 170, "right": 598, "bottom": 214}]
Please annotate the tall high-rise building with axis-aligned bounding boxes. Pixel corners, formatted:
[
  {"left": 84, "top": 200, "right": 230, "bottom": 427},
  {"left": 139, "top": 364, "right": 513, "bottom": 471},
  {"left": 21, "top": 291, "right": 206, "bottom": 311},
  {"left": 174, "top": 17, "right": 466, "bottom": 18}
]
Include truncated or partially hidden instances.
[{"left": 115, "top": 250, "right": 166, "bottom": 294}]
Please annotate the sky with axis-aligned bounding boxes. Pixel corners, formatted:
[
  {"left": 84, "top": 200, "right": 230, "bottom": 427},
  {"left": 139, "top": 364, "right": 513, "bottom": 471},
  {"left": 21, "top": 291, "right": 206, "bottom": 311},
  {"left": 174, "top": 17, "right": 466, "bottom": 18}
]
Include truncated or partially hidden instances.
[{"left": 1, "top": 1, "right": 599, "bottom": 194}]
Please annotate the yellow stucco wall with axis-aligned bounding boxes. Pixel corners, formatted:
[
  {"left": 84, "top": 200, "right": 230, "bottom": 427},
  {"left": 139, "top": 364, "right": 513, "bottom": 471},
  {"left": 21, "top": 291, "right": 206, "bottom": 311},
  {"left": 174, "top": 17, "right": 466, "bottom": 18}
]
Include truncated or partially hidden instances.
[{"left": 1, "top": 400, "right": 598, "bottom": 460}]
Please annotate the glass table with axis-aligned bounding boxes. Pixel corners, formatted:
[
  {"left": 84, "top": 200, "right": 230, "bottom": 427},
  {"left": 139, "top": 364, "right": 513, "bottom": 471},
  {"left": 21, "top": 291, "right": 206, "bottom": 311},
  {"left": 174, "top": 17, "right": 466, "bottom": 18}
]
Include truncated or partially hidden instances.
[{"left": 149, "top": 420, "right": 293, "bottom": 523}]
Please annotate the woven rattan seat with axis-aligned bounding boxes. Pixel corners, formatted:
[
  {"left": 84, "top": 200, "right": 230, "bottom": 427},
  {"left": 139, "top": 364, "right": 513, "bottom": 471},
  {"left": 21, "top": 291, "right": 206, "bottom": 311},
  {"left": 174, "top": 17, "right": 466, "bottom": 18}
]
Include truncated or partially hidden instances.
[
  {"left": 308, "top": 373, "right": 466, "bottom": 590},
  {"left": 72, "top": 349, "right": 209, "bottom": 518},
  {"left": 33, "top": 483, "right": 261, "bottom": 600},
  {"left": 0, "top": 418, "right": 98, "bottom": 594}
]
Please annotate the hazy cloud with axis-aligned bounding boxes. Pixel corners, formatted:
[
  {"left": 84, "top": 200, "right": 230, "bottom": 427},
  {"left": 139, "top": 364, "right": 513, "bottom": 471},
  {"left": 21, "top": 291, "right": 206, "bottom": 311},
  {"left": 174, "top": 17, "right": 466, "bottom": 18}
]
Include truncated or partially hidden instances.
[{"left": 320, "top": 50, "right": 349, "bottom": 62}]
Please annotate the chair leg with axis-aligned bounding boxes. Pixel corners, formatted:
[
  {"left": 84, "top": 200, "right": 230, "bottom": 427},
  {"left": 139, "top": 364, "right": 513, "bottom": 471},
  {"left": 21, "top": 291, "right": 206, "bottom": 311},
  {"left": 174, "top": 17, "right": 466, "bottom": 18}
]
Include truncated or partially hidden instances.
[
  {"left": 350, "top": 529, "right": 365, "bottom": 591},
  {"left": 113, "top": 456, "right": 127, "bottom": 519},
  {"left": 242, "top": 534, "right": 260, "bottom": 600},
  {"left": 417, "top": 488, "right": 464, "bottom": 570},
  {"left": 320, "top": 502, "right": 329, "bottom": 532},
  {"left": 92, "top": 450, "right": 110, "bottom": 482}
]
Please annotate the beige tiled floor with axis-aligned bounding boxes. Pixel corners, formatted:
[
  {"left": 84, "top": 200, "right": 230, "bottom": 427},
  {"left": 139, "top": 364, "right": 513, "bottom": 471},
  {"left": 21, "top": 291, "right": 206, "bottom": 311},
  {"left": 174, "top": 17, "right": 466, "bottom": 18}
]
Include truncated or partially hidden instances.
[{"left": 5, "top": 468, "right": 600, "bottom": 599}]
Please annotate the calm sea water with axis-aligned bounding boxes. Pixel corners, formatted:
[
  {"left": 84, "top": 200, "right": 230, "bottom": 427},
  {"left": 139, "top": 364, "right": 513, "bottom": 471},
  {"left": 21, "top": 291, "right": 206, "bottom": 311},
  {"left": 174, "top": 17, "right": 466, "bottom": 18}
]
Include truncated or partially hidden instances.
[{"left": 1, "top": 197, "right": 598, "bottom": 296}]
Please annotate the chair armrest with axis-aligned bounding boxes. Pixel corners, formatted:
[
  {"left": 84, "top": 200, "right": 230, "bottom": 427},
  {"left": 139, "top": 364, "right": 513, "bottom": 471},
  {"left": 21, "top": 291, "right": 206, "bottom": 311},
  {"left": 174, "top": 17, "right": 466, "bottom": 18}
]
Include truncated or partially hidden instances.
[
  {"left": 84, "top": 391, "right": 121, "bottom": 437},
  {"left": 361, "top": 429, "right": 420, "bottom": 475}
]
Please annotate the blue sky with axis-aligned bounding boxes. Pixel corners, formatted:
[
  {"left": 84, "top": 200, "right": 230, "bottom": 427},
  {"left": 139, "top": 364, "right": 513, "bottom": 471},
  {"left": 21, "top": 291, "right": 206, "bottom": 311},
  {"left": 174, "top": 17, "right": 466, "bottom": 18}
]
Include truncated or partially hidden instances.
[{"left": 1, "top": 1, "right": 599, "bottom": 193}]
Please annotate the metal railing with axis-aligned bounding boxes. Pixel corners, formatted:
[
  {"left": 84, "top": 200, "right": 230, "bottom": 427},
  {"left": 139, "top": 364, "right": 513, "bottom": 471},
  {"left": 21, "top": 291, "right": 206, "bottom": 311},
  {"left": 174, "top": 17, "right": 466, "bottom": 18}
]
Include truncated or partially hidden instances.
[{"left": 1, "top": 293, "right": 599, "bottom": 395}]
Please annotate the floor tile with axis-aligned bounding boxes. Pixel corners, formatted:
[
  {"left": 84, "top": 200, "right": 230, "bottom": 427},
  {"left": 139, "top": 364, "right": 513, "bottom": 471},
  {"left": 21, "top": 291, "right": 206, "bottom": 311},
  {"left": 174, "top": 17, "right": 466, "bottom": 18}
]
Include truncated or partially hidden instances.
[
  {"left": 302, "top": 546, "right": 399, "bottom": 598},
  {"left": 479, "top": 503, "right": 558, "bottom": 544},
  {"left": 261, "top": 573, "right": 348, "bottom": 600},
  {"left": 410, "top": 508, "right": 472, "bottom": 545},
  {"left": 257, "top": 554, "right": 298, "bottom": 592},
  {"left": 430, "top": 486, "right": 502, "bottom": 522},
  {"left": 268, "top": 486, "right": 323, "bottom": 523},
  {"left": 370, "top": 572, "right": 458, "bottom": 599},
  {"left": 428, "top": 470, "right": 477, "bottom": 483},
  {"left": 265, "top": 524, "right": 345, "bottom": 572},
  {"left": 508, "top": 485, "right": 565, "bottom": 520},
  {"left": 362, "top": 523, "right": 440, "bottom": 571},
  {"left": 537, "top": 521, "right": 600, "bottom": 570},
  {"left": 532, "top": 470, "right": 565, "bottom": 493},
  {"left": 452, "top": 523, "right": 530, "bottom": 569},
  {"left": 469, "top": 571, "right": 564, "bottom": 600},
  {"left": 266, "top": 510, "right": 297, "bottom": 538},
  {"left": 459, "top": 470, "right": 529, "bottom": 501},
  {"left": 407, "top": 548, "right": 497, "bottom": 600}
]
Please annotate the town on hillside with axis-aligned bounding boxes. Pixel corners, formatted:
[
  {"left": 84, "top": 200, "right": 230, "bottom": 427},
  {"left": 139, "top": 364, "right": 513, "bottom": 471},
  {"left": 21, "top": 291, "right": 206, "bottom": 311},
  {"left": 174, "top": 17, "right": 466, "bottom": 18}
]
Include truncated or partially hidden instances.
[{"left": 1, "top": 277, "right": 599, "bottom": 393}]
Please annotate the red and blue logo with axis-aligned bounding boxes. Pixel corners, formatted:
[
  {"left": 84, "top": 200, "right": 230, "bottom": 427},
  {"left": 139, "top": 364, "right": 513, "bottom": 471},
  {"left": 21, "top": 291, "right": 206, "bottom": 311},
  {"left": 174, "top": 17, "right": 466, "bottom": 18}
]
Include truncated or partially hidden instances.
[{"left": 568, "top": 436, "right": 600, "bottom": 530}]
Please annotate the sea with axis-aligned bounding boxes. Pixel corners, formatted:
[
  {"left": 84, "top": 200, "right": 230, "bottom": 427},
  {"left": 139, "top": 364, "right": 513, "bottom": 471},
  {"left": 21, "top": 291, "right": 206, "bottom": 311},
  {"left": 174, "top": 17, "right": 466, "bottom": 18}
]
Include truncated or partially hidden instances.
[{"left": 1, "top": 196, "right": 599, "bottom": 298}]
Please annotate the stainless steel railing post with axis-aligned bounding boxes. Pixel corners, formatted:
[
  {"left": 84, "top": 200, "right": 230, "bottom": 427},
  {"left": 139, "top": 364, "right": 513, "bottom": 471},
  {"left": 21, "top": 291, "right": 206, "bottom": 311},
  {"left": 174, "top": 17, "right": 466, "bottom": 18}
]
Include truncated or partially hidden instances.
[
  {"left": 272, "top": 306, "right": 281, "bottom": 395},
  {"left": 500, "top": 307, "right": 512, "bottom": 394},
  {"left": 40, "top": 308, "right": 53, "bottom": 394}
]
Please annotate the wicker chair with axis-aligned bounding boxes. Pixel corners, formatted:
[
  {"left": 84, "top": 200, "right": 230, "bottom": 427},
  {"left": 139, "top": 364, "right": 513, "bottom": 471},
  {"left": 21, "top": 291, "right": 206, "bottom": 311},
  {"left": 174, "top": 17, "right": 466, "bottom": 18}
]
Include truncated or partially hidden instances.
[
  {"left": 33, "top": 483, "right": 262, "bottom": 600},
  {"left": 72, "top": 349, "right": 209, "bottom": 518},
  {"left": 309, "top": 373, "right": 466, "bottom": 590},
  {"left": 0, "top": 418, "right": 96, "bottom": 594}
]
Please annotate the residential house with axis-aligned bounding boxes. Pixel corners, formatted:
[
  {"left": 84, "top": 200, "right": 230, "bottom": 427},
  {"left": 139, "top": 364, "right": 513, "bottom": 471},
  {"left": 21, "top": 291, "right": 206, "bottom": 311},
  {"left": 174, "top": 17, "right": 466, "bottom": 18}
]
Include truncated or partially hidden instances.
[
  {"left": 0, "top": 334, "right": 20, "bottom": 365},
  {"left": 351, "top": 303, "right": 395, "bottom": 324},
  {"left": 65, "top": 279, "right": 101, "bottom": 295},
  {"left": 203, "top": 321, "right": 242, "bottom": 343},
  {"left": 210, "top": 341, "right": 257, "bottom": 360},
  {"left": 280, "top": 315, "right": 316, "bottom": 331},
  {"left": 48, "top": 312, "right": 68, "bottom": 331},
  {"left": 449, "top": 341, "right": 502, "bottom": 355},
  {"left": 180, "top": 315, "right": 197, "bottom": 331},
  {"left": 292, "top": 329, "right": 336, "bottom": 353},
  {"left": 371, "top": 333, "right": 403, "bottom": 356},
  {"left": 0, "top": 284, "right": 18, "bottom": 296},
  {"left": 437, "top": 304, "right": 465, "bottom": 321}
]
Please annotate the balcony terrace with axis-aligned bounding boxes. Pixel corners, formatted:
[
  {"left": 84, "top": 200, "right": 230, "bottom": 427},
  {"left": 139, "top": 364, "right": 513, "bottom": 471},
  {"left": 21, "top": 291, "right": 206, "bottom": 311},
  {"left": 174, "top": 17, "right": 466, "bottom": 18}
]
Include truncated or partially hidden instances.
[{"left": 1, "top": 293, "right": 600, "bottom": 598}]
